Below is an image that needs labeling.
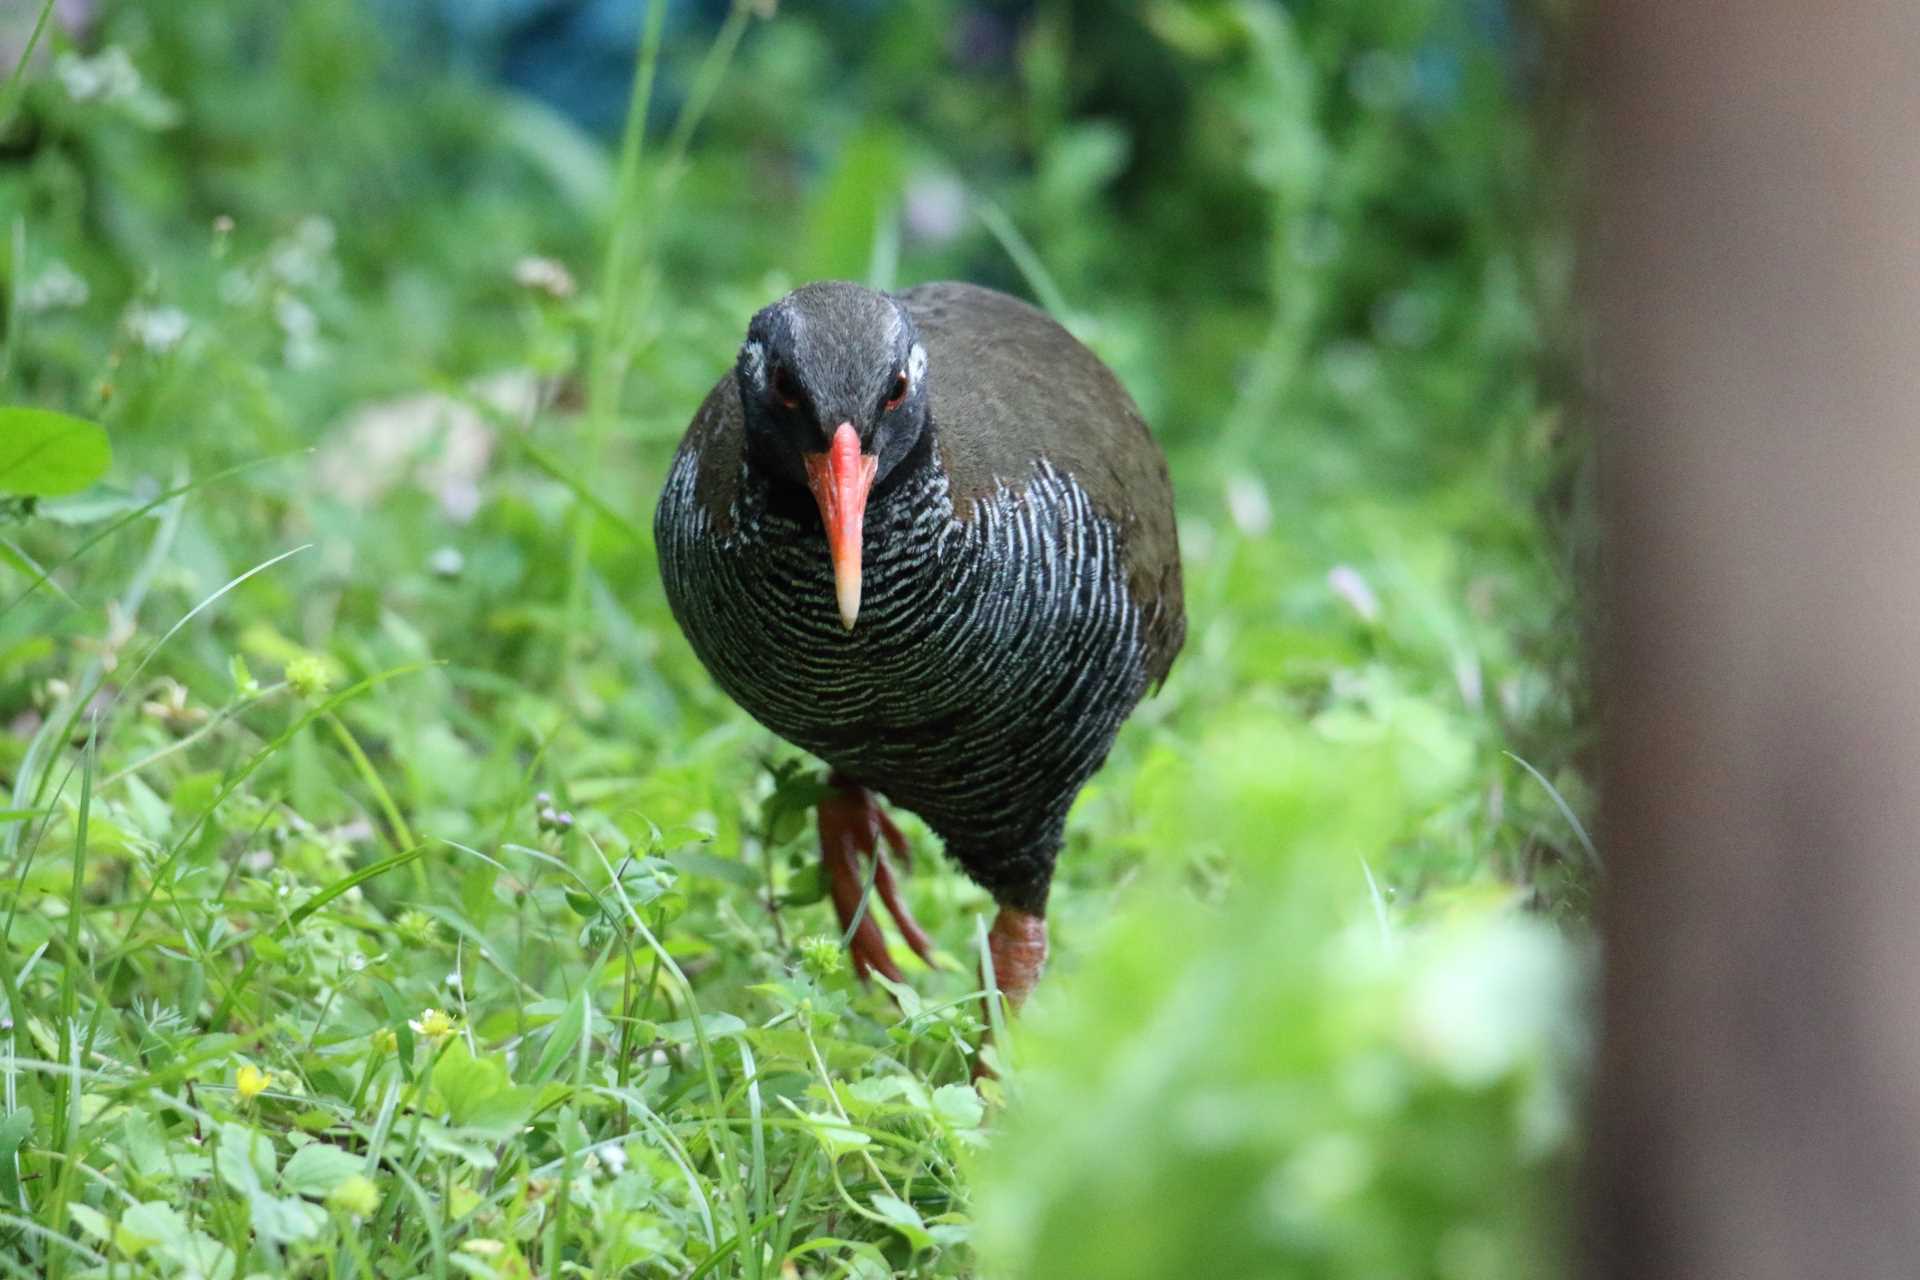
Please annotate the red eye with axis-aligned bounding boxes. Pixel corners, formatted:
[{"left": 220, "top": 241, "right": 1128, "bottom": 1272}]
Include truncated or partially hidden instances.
[
  {"left": 772, "top": 366, "right": 802, "bottom": 409},
  {"left": 882, "top": 371, "right": 909, "bottom": 412}
]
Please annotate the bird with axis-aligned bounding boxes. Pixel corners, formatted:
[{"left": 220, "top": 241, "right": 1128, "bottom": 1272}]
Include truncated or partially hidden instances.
[{"left": 655, "top": 280, "right": 1183, "bottom": 1018}]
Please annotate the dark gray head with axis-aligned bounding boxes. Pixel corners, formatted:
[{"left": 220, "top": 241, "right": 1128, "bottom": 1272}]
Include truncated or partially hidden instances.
[
  {"left": 734, "top": 281, "right": 931, "bottom": 629},
  {"left": 734, "top": 281, "right": 930, "bottom": 494}
]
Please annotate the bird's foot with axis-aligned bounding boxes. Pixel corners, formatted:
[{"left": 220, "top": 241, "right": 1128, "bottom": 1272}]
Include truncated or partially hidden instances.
[
  {"left": 975, "top": 905, "right": 1047, "bottom": 1081},
  {"left": 819, "top": 772, "right": 937, "bottom": 983}
]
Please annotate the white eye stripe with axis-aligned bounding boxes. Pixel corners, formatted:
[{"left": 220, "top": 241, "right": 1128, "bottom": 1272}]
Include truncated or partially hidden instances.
[
  {"left": 907, "top": 342, "right": 928, "bottom": 385},
  {"left": 739, "top": 340, "right": 767, "bottom": 384}
]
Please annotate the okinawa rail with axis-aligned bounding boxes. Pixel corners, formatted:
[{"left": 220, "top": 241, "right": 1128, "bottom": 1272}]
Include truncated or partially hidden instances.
[{"left": 656, "top": 280, "right": 1183, "bottom": 1015}]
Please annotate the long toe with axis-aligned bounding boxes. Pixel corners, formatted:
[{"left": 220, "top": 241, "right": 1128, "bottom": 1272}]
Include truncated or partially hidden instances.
[
  {"left": 821, "top": 808, "right": 909, "bottom": 983},
  {"left": 817, "top": 775, "right": 938, "bottom": 986},
  {"left": 875, "top": 807, "right": 912, "bottom": 871},
  {"left": 873, "top": 852, "right": 938, "bottom": 967},
  {"left": 848, "top": 910, "right": 906, "bottom": 984}
]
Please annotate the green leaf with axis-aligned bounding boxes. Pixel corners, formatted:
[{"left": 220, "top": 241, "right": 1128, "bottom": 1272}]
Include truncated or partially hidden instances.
[
  {"left": 872, "top": 974, "right": 923, "bottom": 1019},
  {"left": 414, "top": 1118, "right": 500, "bottom": 1170},
  {"left": 657, "top": 1010, "right": 746, "bottom": 1044},
  {"left": 432, "top": 1040, "right": 539, "bottom": 1137},
  {"left": 800, "top": 1111, "right": 870, "bottom": 1157},
  {"left": 932, "top": 1083, "right": 985, "bottom": 1131},
  {"left": 668, "top": 847, "right": 759, "bottom": 886},
  {"left": 67, "top": 1201, "right": 111, "bottom": 1243},
  {"left": 0, "top": 1107, "right": 31, "bottom": 1152},
  {"left": 846, "top": 1075, "right": 921, "bottom": 1116},
  {"left": 157, "top": 1229, "right": 234, "bottom": 1280},
  {"left": 433, "top": 1039, "right": 505, "bottom": 1118},
  {"left": 779, "top": 863, "right": 827, "bottom": 907},
  {"left": 121, "top": 1110, "right": 208, "bottom": 1183},
  {"left": 35, "top": 485, "right": 146, "bottom": 524},
  {"left": 870, "top": 1193, "right": 933, "bottom": 1251},
  {"left": 280, "top": 1142, "right": 361, "bottom": 1197},
  {"left": 215, "top": 1122, "right": 274, "bottom": 1195},
  {"left": 117, "top": 1200, "right": 190, "bottom": 1254},
  {"left": 528, "top": 986, "right": 589, "bottom": 1084},
  {"left": 0, "top": 407, "right": 111, "bottom": 497},
  {"left": 249, "top": 1189, "right": 326, "bottom": 1243},
  {"left": 0, "top": 1107, "right": 30, "bottom": 1201}
]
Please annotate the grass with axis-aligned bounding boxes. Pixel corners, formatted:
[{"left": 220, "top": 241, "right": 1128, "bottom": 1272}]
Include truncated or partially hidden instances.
[{"left": 0, "top": 2, "right": 1589, "bottom": 1277}]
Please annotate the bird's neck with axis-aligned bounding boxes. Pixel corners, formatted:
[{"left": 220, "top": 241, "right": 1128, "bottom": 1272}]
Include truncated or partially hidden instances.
[
  {"left": 752, "top": 424, "right": 945, "bottom": 530},
  {"left": 871, "top": 422, "right": 938, "bottom": 505}
]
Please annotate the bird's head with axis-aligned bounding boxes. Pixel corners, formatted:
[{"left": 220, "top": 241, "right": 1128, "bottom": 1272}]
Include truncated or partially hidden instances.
[{"left": 735, "top": 281, "right": 930, "bottom": 631}]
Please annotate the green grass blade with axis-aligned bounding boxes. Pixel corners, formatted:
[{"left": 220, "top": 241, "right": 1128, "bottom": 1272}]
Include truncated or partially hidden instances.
[
  {"left": 205, "top": 843, "right": 429, "bottom": 1029},
  {"left": 975, "top": 198, "right": 1076, "bottom": 323},
  {"left": 1505, "top": 749, "right": 1603, "bottom": 872},
  {"left": 505, "top": 429, "right": 649, "bottom": 546},
  {"left": 0, "top": 0, "right": 55, "bottom": 134},
  {"left": 323, "top": 710, "right": 416, "bottom": 852},
  {"left": 0, "top": 537, "right": 72, "bottom": 608},
  {"left": 0, "top": 452, "right": 306, "bottom": 619}
]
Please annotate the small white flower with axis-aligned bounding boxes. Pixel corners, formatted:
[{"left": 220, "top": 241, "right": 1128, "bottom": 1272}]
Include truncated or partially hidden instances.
[
  {"left": 409, "top": 1008, "right": 456, "bottom": 1041},
  {"left": 1327, "top": 564, "right": 1381, "bottom": 623},
  {"left": 57, "top": 48, "right": 141, "bottom": 103},
  {"left": 275, "top": 293, "right": 323, "bottom": 369},
  {"left": 1224, "top": 473, "right": 1272, "bottom": 537},
  {"left": 268, "top": 216, "right": 337, "bottom": 288},
  {"left": 21, "top": 262, "right": 89, "bottom": 313},
  {"left": 124, "top": 304, "right": 189, "bottom": 354},
  {"left": 275, "top": 293, "right": 318, "bottom": 341},
  {"left": 512, "top": 256, "right": 575, "bottom": 299},
  {"left": 1453, "top": 650, "right": 1484, "bottom": 711},
  {"left": 903, "top": 173, "right": 967, "bottom": 245}
]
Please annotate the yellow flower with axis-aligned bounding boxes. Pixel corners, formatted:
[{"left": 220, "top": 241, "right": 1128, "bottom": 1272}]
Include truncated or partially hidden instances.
[
  {"left": 408, "top": 1008, "right": 456, "bottom": 1042},
  {"left": 235, "top": 1063, "right": 272, "bottom": 1104},
  {"left": 371, "top": 1027, "right": 398, "bottom": 1054}
]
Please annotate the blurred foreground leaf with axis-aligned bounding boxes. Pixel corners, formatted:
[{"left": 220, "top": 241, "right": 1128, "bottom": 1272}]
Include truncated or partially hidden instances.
[
  {"left": 0, "top": 407, "right": 110, "bottom": 496},
  {"left": 976, "top": 712, "right": 1588, "bottom": 1280}
]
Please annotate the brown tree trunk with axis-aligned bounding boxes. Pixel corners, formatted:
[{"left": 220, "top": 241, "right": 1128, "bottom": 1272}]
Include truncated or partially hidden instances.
[{"left": 1585, "top": 4, "right": 1920, "bottom": 1277}]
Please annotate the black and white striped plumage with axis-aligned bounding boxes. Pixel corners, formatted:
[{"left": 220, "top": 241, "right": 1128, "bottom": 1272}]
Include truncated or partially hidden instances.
[{"left": 656, "top": 281, "right": 1183, "bottom": 916}]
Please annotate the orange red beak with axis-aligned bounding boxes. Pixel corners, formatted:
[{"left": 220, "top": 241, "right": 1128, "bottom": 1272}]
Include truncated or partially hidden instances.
[{"left": 802, "top": 422, "right": 878, "bottom": 630}]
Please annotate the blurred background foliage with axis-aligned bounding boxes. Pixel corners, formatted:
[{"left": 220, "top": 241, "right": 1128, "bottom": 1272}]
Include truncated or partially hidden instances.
[{"left": 0, "top": 1, "right": 1589, "bottom": 1277}]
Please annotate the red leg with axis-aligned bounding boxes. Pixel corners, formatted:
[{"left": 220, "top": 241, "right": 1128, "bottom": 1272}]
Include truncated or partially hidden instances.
[
  {"left": 817, "top": 774, "right": 938, "bottom": 983},
  {"left": 984, "top": 906, "right": 1047, "bottom": 1011},
  {"left": 975, "top": 905, "right": 1047, "bottom": 1080}
]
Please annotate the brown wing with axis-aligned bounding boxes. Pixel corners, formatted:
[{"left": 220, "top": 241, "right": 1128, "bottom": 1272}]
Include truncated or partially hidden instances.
[{"left": 900, "top": 282, "right": 1186, "bottom": 687}]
